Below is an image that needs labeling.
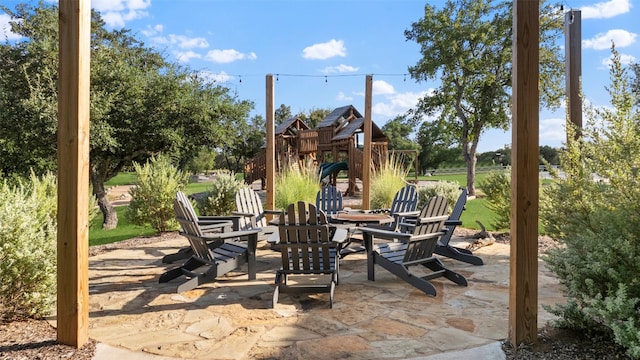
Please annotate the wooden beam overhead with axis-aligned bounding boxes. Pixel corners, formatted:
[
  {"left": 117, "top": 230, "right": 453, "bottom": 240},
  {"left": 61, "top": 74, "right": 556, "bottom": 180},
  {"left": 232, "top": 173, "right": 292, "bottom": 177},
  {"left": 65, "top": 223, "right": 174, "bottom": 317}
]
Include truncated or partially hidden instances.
[{"left": 57, "top": 0, "right": 91, "bottom": 347}]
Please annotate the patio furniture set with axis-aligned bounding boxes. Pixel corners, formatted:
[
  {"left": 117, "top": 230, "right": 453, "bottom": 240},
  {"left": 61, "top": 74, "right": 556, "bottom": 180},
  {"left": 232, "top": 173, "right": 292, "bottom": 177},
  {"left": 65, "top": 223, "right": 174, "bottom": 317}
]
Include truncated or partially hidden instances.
[{"left": 160, "top": 185, "right": 483, "bottom": 308}]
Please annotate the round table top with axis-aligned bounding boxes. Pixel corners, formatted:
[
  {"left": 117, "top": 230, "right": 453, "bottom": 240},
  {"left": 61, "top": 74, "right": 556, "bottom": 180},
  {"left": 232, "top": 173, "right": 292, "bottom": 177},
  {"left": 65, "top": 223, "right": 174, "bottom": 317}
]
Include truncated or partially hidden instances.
[{"left": 331, "top": 212, "right": 393, "bottom": 224}]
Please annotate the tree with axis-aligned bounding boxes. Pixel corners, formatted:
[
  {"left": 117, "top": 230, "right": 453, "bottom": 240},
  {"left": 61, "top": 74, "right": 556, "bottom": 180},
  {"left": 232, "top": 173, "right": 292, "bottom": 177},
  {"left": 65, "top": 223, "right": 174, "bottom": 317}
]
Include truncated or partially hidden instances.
[
  {"left": 416, "top": 120, "right": 461, "bottom": 171},
  {"left": 274, "top": 104, "right": 292, "bottom": 125},
  {"left": 405, "top": 0, "right": 564, "bottom": 195},
  {"left": 381, "top": 115, "right": 420, "bottom": 151},
  {"left": 0, "top": 3, "right": 252, "bottom": 229},
  {"left": 298, "top": 107, "right": 332, "bottom": 128},
  {"left": 218, "top": 114, "right": 264, "bottom": 172},
  {"left": 539, "top": 145, "right": 559, "bottom": 165}
]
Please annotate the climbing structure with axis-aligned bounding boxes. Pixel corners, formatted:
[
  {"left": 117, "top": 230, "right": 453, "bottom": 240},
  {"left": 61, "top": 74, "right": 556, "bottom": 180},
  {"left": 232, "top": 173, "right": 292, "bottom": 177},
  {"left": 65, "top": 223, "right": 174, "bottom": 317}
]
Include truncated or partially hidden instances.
[{"left": 244, "top": 105, "right": 389, "bottom": 195}]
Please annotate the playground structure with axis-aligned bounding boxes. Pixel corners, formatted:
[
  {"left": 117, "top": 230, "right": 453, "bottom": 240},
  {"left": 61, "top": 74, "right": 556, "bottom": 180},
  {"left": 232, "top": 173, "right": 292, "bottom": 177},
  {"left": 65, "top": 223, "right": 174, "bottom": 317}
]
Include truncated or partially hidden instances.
[{"left": 244, "top": 105, "right": 389, "bottom": 195}]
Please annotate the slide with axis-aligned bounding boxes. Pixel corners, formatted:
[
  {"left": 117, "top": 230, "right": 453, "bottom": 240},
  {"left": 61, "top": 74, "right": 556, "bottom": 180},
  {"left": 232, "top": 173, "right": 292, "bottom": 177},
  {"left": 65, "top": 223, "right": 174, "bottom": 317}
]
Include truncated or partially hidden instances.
[{"left": 319, "top": 162, "right": 348, "bottom": 181}]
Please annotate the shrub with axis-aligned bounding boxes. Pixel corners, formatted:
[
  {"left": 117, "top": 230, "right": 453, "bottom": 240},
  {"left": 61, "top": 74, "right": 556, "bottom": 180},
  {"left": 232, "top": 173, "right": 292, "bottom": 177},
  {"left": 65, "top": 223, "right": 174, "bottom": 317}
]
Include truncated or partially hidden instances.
[
  {"left": 0, "top": 172, "right": 57, "bottom": 320},
  {"left": 541, "top": 48, "right": 640, "bottom": 358},
  {"left": 127, "top": 155, "right": 188, "bottom": 232},
  {"left": 478, "top": 170, "right": 511, "bottom": 230},
  {"left": 371, "top": 154, "right": 410, "bottom": 209},
  {"left": 197, "top": 172, "right": 243, "bottom": 216},
  {"left": 417, "top": 180, "right": 461, "bottom": 210},
  {"left": 275, "top": 161, "right": 320, "bottom": 210}
]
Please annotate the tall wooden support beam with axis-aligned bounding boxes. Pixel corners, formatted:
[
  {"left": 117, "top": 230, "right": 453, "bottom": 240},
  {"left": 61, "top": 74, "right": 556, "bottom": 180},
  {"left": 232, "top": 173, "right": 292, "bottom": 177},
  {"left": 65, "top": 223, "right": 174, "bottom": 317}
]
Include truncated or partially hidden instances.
[
  {"left": 57, "top": 0, "right": 91, "bottom": 347},
  {"left": 266, "top": 74, "right": 275, "bottom": 213},
  {"left": 565, "top": 9, "right": 582, "bottom": 140},
  {"left": 510, "top": 0, "right": 539, "bottom": 346},
  {"left": 362, "top": 75, "right": 373, "bottom": 210}
]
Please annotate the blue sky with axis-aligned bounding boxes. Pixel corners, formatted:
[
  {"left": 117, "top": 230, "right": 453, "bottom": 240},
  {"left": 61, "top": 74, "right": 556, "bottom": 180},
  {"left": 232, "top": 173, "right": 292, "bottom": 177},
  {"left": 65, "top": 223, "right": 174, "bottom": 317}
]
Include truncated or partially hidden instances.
[{"left": 1, "top": 0, "right": 639, "bottom": 153}]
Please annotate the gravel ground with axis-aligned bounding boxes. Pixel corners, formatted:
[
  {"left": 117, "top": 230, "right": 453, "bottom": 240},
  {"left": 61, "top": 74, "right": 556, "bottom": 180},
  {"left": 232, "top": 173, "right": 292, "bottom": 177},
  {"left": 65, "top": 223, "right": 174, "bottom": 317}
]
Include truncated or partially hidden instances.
[{"left": 0, "top": 231, "right": 631, "bottom": 359}]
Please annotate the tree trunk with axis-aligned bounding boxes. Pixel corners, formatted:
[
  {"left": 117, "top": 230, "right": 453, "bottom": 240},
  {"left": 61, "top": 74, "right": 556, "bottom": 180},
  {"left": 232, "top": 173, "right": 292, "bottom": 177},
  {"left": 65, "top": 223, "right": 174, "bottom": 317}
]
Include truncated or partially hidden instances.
[
  {"left": 90, "top": 169, "right": 118, "bottom": 230},
  {"left": 464, "top": 151, "right": 477, "bottom": 196}
]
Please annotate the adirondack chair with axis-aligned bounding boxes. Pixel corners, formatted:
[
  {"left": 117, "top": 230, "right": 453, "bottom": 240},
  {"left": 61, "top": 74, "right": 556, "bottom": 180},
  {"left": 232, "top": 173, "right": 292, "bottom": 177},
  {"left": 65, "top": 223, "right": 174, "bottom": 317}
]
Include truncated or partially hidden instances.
[
  {"left": 315, "top": 185, "right": 344, "bottom": 216},
  {"left": 272, "top": 201, "right": 346, "bottom": 308},
  {"left": 162, "top": 191, "right": 242, "bottom": 264},
  {"left": 367, "top": 184, "right": 419, "bottom": 232},
  {"left": 159, "top": 197, "right": 260, "bottom": 293},
  {"left": 434, "top": 188, "right": 484, "bottom": 265},
  {"left": 360, "top": 195, "right": 468, "bottom": 296},
  {"left": 234, "top": 187, "right": 281, "bottom": 236}
]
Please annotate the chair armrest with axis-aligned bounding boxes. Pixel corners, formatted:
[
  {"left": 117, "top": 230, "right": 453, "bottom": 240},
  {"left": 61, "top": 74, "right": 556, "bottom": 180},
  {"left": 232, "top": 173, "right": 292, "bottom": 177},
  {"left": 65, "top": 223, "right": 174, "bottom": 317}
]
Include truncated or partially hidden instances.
[
  {"left": 264, "top": 209, "right": 284, "bottom": 215},
  {"left": 331, "top": 228, "right": 348, "bottom": 243},
  {"left": 360, "top": 227, "right": 413, "bottom": 242},
  {"left": 232, "top": 211, "right": 256, "bottom": 218},
  {"left": 444, "top": 219, "right": 463, "bottom": 226},
  {"left": 393, "top": 210, "right": 420, "bottom": 218},
  {"left": 200, "top": 228, "right": 261, "bottom": 241}
]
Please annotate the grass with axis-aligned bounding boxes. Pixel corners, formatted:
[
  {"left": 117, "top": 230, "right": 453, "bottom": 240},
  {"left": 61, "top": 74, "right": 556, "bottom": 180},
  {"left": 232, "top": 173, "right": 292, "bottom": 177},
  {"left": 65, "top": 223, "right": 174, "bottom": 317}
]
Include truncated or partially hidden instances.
[
  {"left": 89, "top": 206, "right": 156, "bottom": 246},
  {"left": 460, "top": 197, "right": 497, "bottom": 231}
]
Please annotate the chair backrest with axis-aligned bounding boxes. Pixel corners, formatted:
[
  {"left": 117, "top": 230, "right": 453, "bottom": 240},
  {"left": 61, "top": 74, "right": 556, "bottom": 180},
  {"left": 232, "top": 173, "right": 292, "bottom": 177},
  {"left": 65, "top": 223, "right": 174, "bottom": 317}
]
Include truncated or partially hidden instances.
[
  {"left": 236, "top": 187, "right": 265, "bottom": 229},
  {"left": 404, "top": 195, "right": 449, "bottom": 263},
  {"left": 438, "top": 188, "right": 468, "bottom": 246},
  {"left": 277, "top": 202, "right": 334, "bottom": 273},
  {"left": 390, "top": 185, "right": 418, "bottom": 215},
  {"left": 315, "top": 186, "right": 343, "bottom": 215},
  {"left": 173, "top": 198, "right": 216, "bottom": 260}
]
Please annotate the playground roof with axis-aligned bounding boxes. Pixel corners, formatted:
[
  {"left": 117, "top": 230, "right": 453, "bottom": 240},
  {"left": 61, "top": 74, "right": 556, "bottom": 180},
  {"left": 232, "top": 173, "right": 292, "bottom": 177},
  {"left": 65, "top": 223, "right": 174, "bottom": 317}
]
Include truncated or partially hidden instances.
[
  {"left": 316, "top": 105, "right": 362, "bottom": 128},
  {"left": 332, "top": 117, "right": 388, "bottom": 142},
  {"left": 275, "top": 116, "right": 309, "bottom": 136}
]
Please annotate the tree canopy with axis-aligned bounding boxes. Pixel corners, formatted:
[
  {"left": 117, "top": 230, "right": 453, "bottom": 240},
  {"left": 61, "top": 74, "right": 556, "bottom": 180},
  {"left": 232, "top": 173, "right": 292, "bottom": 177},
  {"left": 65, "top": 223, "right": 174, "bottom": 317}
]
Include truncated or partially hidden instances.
[
  {"left": 0, "top": 3, "right": 254, "bottom": 229},
  {"left": 405, "top": 0, "right": 564, "bottom": 195}
]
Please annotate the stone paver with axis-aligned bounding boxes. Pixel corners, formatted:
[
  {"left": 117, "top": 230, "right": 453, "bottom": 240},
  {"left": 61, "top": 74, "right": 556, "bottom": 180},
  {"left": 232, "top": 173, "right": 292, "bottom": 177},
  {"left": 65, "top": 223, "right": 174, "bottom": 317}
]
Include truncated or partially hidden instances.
[{"left": 87, "top": 232, "right": 564, "bottom": 359}]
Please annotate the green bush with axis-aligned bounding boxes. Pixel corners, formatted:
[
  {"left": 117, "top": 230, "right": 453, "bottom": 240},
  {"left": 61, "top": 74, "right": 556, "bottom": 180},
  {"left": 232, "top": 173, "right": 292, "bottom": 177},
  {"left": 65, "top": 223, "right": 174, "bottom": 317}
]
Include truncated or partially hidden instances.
[
  {"left": 541, "top": 48, "right": 640, "bottom": 358},
  {"left": 186, "top": 147, "right": 216, "bottom": 175},
  {"left": 371, "top": 154, "right": 410, "bottom": 209},
  {"left": 197, "top": 172, "right": 243, "bottom": 216},
  {"left": 0, "top": 173, "right": 57, "bottom": 320},
  {"left": 417, "top": 180, "right": 461, "bottom": 210},
  {"left": 478, "top": 170, "right": 511, "bottom": 230},
  {"left": 127, "top": 155, "right": 188, "bottom": 233},
  {"left": 275, "top": 161, "right": 320, "bottom": 210}
]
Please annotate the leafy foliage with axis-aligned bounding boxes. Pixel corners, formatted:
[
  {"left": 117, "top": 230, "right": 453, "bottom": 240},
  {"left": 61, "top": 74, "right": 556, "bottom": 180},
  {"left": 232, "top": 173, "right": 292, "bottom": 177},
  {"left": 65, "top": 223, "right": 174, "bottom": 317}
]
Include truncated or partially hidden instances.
[
  {"left": 0, "top": 173, "right": 57, "bottom": 320},
  {"left": 541, "top": 47, "right": 640, "bottom": 358},
  {"left": 197, "top": 171, "right": 244, "bottom": 216},
  {"left": 478, "top": 170, "right": 511, "bottom": 230},
  {"left": 405, "top": 0, "right": 563, "bottom": 195},
  {"left": 127, "top": 155, "right": 188, "bottom": 233},
  {"left": 417, "top": 181, "right": 461, "bottom": 210}
]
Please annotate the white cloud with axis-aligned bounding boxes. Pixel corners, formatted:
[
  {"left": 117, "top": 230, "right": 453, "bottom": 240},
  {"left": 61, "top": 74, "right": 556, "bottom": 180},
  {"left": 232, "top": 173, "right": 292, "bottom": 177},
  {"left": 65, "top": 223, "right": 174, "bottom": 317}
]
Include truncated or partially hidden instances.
[
  {"left": 581, "top": 0, "right": 631, "bottom": 19},
  {"left": 141, "top": 24, "right": 163, "bottom": 37},
  {"left": 0, "top": 14, "right": 22, "bottom": 41},
  {"left": 372, "top": 90, "right": 430, "bottom": 118},
  {"left": 372, "top": 80, "right": 395, "bottom": 95},
  {"left": 175, "top": 50, "right": 202, "bottom": 63},
  {"left": 153, "top": 34, "right": 208, "bottom": 49},
  {"left": 198, "top": 70, "right": 233, "bottom": 83},
  {"left": 92, "top": 0, "right": 152, "bottom": 28},
  {"left": 302, "top": 39, "right": 346, "bottom": 60},
  {"left": 539, "top": 117, "right": 566, "bottom": 143},
  {"left": 583, "top": 29, "right": 637, "bottom": 50},
  {"left": 600, "top": 53, "right": 637, "bottom": 67},
  {"left": 205, "top": 49, "right": 257, "bottom": 63},
  {"left": 336, "top": 92, "right": 353, "bottom": 101},
  {"left": 322, "top": 64, "right": 359, "bottom": 74}
]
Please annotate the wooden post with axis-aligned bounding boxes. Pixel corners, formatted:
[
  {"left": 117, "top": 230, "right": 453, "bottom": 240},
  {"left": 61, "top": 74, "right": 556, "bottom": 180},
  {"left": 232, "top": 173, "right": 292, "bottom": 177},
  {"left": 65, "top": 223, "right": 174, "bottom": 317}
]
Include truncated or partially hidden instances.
[
  {"left": 362, "top": 75, "right": 373, "bottom": 210},
  {"left": 57, "top": 0, "right": 91, "bottom": 347},
  {"left": 510, "top": 0, "right": 539, "bottom": 346},
  {"left": 266, "top": 74, "right": 275, "bottom": 213},
  {"left": 565, "top": 9, "right": 582, "bottom": 140}
]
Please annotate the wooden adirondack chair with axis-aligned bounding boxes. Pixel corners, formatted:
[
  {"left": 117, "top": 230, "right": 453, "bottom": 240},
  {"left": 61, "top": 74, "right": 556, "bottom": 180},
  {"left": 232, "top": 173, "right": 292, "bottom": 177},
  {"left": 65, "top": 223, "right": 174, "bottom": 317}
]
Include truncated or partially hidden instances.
[
  {"left": 434, "top": 188, "right": 484, "bottom": 265},
  {"left": 162, "top": 191, "right": 241, "bottom": 264},
  {"left": 360, "top": 195, "right": 468, "bottom": 296},
  {"left": 368, "top": 184, "right": 419, "bottom": 232},
  {"left": 159, "top": 197, "right": 260, "bottom": 293},
  {"left": 234, "top": 187, "right": 281, "bottom": 236},
  {"left": 272, "top": 201, "right": 346, "bottom": 308},
  {"left": 315, "top": 185, "right": 344, "bottom": 216}
]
